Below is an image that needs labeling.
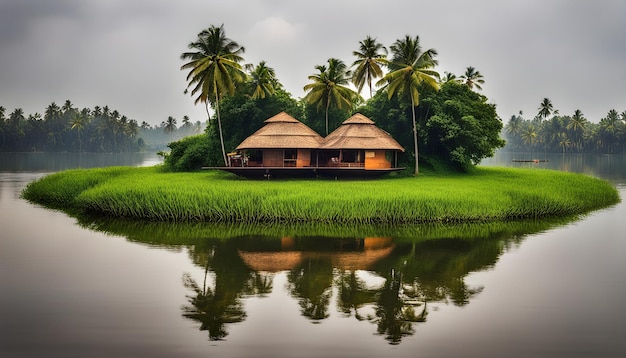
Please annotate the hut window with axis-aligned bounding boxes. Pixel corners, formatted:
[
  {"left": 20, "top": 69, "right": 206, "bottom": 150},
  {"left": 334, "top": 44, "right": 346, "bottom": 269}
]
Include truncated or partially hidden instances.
[
  {"left": 365, "top": 151, "right": 376, "bottom": 158},
  {"left": 284, "top": 149, "right": 297, "bottom": 159},
  {"left": 249, "top": 150, "right": 263, "bottom": 162},
  {"left": 342, "top": 150, "right": 364, "bottom": 163}
]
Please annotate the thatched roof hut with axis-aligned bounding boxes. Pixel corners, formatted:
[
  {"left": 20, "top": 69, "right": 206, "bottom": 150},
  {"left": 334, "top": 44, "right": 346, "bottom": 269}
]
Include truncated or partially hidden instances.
[
  {"left": 236, "top": 111, "right": 324, "bottom": 150},
  {"left": 320, "top": 113, "right": 405, "bottom": 151}
]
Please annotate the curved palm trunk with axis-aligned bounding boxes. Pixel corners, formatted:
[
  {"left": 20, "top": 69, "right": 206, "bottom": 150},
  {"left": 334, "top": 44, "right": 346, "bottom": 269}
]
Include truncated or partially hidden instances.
[
  {"left": 325, "top": 96, "right": 331, "bottom": 136},
  {"left": 205, "top": 102, "right": 211, "bottom": 122},
  {"left": 411, "top": 96, "right": 419, "bottom": 175},
  {"left": 215, "top": 99, "right": 228, "bottom": 166}
]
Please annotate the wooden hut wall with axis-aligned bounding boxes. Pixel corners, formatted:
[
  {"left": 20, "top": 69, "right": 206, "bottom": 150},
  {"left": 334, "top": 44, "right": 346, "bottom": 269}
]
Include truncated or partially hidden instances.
[
  {"left": 364, "top": 150, "right": 391, "bottom": 169},
  {"left": 296, "top": 149, "right": 311, "bottom": 167},
  {"left": 262, "top": 149, "right": 283, "bottom": 167}
]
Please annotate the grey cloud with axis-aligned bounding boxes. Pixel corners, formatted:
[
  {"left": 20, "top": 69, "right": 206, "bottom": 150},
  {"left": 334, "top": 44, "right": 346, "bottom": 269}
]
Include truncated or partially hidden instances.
[{"left": 1, "top": 0, "right": 624, "bottom": 125}]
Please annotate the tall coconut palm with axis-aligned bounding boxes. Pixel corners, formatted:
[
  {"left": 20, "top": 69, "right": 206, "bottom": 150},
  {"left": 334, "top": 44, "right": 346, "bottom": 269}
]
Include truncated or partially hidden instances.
[
  {"left": 246, "top": 61, "right": 276, "bottom": 99},
  {"left": 505, "top": 115, "right": 523, "bottom": 137},
  {"left": 376, "top": 35, "right": 440, "bottom": 175},
  {"left": 181, "top": 24, "right": 246, "bottom": 165},
  {"left": 182, "top": 115, "right": 191, "bottom": 128},
  {"left": 504, "top": 114, "right": 524, "bottom": 149},
  {"left": 303, "top": 58, "right": 358, "bottom": 135},
  {"left": 439, "top": 71, "right": 458, "bottom": 85},
  {"left": 351, "top": 36, "right": 387, "bottom": 98},
  {"left": 459, "top": 66, "right": 484, "bottom": 91},
  {"left": 556, "top": 132, "right": 571, "bottom": 153},
  {"left": 520, "top": 123, "right": 538, "bottom": 149},
  {"left": 69, "top": 112, "right": 88, "bottom": 152},
  {"left": 599, "top": 109, "right": 621, "bottom": 153},
  {"left": 567, "top": 109, "right": 587, "bottom": 151},
  {"left": 537, "top": 98, "right": 554, "bottom": 120},
  {"left": 164, "top": 116, "right": 177, "bottom": 134}
]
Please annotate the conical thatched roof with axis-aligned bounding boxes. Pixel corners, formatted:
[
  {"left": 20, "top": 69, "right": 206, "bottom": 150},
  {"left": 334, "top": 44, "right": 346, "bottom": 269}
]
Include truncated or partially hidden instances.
[
  {"left": 320, "top": 113, "right": 405, "bottom": 151},
  {"left": 236, "top": 112, "right": 324, "bottom": 149}
]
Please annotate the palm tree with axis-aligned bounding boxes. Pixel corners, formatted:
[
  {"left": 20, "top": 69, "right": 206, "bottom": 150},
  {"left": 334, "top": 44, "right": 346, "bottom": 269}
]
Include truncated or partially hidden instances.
[
  {"left": 504, "top": 114, "right": 524, "bottom": 150},
  {"left": 459, "top": 66, "right": 484, "bottom": 91},
  {"left": 376, "top": 35, "right": 440, "bottom": 175},
  {"left": 247, "top": 61, "right": 276, "bottom": 99},
  {"left": 599, "top": 109, "right": 621, "bottom": 153},
  {"left": 537, "top": 98, "right": 554, "bottom": 120},
  {"left": 180, "top": 24, "right": 246, "bottom": 166},
  {"left": 520, "top": 123, "right": 538, "bottom": 153},
  {"left": 164, "top": 116, "right": 177, "bottom": 134},
  {"left": 303, "top": 58, "right": 358, "bottom": 135},
  {"left": 556, "top": 132, "right": 571, "bottom": 153},
  {"left": 351, "top": 36, "right": 387, "bottom": 98},
  {"left": 182, "top": 115, "right": 192, "bottom": 128},
  {"left": 505, "top": 115, "right": 523, "bottom": 137},
  {"left": 69, "top": 112, "right": 88, "bottom": 151},
  {"left": 126, "top": 119, "right": 139, "bottom": 139},
  {"left": 439, "top": 71, "right": 458, "bottom": 85},
  {"left": 567, "top": 109, "right": 587, "bottom": 151}
]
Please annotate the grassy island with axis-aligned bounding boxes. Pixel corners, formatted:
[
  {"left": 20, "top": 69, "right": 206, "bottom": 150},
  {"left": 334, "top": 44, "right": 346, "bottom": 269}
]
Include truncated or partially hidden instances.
[{"left": 22, "top": 166, "right": 619, "bottom": 224}]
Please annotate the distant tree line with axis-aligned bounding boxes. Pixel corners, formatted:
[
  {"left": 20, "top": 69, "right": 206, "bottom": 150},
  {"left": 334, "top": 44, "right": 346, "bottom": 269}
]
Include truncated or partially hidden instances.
[
  {"left": 503, "top": 98, "right": 626, "bottom": 154},
  {"left": 0, "top": 101, "right": 206, "bottom": 152}
]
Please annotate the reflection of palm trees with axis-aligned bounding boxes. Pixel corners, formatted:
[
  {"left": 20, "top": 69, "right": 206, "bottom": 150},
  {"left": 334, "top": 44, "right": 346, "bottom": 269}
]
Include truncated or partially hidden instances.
[
  {"left": 371, "top": 269, "right": 426, "bottom": 345},
  {"left": 181, "top": 240, "right": 255, "bottom": 340},
  {"left": 77, "top": 217, "right": 562, "bottom": 345},
  {"left": 287, "top": 257, "right": 334, "bottom": 321},
  {"left": 244, "top": 272, "right": 273, "bottom": 297},
  {"left": 181, "top": 267, "right": 246, "bottom": 340},
  {"left": 336, "top": 270, "right": 377, "bottom": 321}
]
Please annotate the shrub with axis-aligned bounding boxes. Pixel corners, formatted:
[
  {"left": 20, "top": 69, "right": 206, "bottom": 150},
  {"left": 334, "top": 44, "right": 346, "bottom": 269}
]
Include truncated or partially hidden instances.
[{"left": 164, "top": 134, "right": 221, "bottom": 171}]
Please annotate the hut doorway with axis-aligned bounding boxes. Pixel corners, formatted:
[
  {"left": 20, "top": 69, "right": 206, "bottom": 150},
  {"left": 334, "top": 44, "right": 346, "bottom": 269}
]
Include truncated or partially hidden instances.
[{"left": 341, "top": 150, "right": 365, "bottom": 167}]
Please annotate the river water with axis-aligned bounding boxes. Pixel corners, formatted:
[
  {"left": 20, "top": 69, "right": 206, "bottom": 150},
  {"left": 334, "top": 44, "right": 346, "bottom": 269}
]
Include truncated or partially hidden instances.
[{"left": 1, "top": 152, "right": 625, "bottom": 358}]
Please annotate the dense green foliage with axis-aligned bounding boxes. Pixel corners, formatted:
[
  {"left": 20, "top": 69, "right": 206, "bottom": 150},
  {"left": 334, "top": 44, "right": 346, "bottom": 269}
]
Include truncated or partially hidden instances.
[
  {"left": 421, "top": 82, "right": 505, "bottom": 171},
  {"left": 164, "top": 134, "right": 216, "bottom": 171},
  {"left": 23, "top": 166, "right": 619, "bottom": 224}
]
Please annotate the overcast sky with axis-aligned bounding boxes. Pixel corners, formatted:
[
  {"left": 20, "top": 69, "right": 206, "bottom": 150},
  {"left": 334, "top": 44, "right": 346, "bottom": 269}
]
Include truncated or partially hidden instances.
[{"left": 1, "top": 0, "right": 625, "bottom": 126}]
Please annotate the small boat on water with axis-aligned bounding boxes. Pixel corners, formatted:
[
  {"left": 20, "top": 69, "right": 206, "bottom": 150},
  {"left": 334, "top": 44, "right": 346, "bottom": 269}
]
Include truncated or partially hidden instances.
[{"left": 512, "top": 159, "right": 549, "bottom": 163}]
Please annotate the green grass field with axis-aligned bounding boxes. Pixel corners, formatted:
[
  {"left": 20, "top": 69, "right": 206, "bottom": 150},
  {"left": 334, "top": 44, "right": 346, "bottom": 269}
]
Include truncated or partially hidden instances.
[{"left": 22, "top": 165, "right": 620, "bottom": 224}]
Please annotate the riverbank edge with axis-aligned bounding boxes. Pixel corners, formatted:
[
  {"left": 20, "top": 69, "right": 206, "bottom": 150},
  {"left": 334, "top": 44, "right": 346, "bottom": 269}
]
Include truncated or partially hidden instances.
[{"left": 21, "top": 165, "right": 621, "bottom": 224}]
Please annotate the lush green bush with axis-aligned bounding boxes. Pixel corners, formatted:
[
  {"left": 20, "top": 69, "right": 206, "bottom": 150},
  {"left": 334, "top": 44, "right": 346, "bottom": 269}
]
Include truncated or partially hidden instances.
[
  {"left": 164, "top": 134, "right": 220, "bottom": 171},
  {"left": 422, "top": 82, "right": 506, "bottom": 171}
]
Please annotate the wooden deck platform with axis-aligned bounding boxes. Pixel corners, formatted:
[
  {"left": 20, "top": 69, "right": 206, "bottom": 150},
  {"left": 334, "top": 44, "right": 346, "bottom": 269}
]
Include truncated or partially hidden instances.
[{"left": 202, "top": 166, "right": 405, "bottom": 179}]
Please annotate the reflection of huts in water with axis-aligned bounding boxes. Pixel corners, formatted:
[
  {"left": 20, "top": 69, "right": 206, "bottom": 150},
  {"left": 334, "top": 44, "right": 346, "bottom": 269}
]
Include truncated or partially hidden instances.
[
  {"left": 238, "top": 237, "right": 394, "bottom": 272},
  {"left": 234, "top": 111, "right": 324, "bottom": 168},
  {"left": 212, "top": 112, "right": 405, "bottom": 178},
  {"left": 320, "top": 113, "right": 405, "bottom": 169}
]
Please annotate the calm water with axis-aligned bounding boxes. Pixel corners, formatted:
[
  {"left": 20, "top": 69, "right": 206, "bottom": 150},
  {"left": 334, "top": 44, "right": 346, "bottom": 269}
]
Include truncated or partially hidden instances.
[{"left": 1, "top": 152, "right": 625, "bottom": 358}]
